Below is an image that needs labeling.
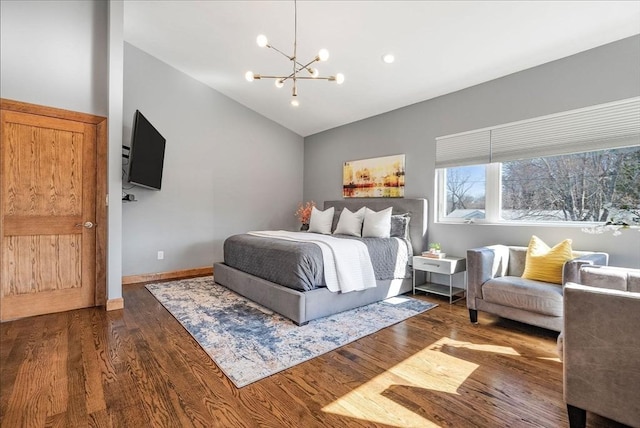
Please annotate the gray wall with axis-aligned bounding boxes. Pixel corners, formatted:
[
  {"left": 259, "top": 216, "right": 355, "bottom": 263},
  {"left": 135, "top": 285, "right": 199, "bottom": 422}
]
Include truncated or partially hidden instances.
[
  {"left": 0, "top": 0, "right": 124, "bottom": 300},
  {"left": 122, "top": 43, "right": 304, "bottom": 276},
  {"left": 0, "top": 0, "right": 108, "bottom": 116},
  {"left": 305, "top": 35, "right": 640, "bottom": 270},
  {"left": 108, "top": 0, "right": 125, "bottom": 301}
]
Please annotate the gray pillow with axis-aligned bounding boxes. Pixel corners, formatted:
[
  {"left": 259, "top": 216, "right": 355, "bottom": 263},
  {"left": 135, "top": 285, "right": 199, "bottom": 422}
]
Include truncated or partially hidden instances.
[
  {"left": 390, "top": 213, "right": 411, "bottom": 239},
  {"left": 331, "top": 208, "right": 343, "bottom": 233}
]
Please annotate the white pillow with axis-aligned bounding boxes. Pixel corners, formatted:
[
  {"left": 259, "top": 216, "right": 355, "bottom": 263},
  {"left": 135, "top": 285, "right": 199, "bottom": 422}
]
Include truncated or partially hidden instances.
[
  {"left": 362, "top": 207, "right": 393, "bottom": 238},
  {"left": 333, "top": 207, "right": 366, "bottom": 236},
  {"left": 308, "top": 206, "right": 335, "bottom": 234}
]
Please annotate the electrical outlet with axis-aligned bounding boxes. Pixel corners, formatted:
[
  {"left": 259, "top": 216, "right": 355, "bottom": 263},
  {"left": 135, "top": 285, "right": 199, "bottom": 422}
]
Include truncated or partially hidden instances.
[{"left": 157, "top": 250, "right": 164, "bottom": 260}]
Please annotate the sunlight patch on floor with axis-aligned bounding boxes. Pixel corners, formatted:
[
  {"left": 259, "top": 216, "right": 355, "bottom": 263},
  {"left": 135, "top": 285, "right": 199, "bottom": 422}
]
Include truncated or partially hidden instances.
[
  {"left": 538, "top": 356, "right": 562, "bottom": 363},
  {"left": 322, "top": 337, "right": 484, "bottom": 427},
  {"left": 432, "top": 340, "right": 521, "bottom": 356},
  {"left": 385, "top": 296, "right": 411, "bottom": 305}
]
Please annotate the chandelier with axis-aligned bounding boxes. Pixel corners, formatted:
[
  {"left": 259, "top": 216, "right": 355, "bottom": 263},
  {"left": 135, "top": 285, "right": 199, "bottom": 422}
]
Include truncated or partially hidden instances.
[{"left": 244, "top": 0, "right": 344, "bottom": 107}]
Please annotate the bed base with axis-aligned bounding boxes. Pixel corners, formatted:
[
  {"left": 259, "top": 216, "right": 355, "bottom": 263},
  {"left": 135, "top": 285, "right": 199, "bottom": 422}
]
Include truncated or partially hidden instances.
[{"left": 213, "top": 262, "right": 412, "bottom": 325}]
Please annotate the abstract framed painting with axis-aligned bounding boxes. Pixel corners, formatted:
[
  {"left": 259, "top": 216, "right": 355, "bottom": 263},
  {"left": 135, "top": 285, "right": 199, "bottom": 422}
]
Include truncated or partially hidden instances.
[{"left": 343, "top": 154, "right": 405, "bottom": 198}]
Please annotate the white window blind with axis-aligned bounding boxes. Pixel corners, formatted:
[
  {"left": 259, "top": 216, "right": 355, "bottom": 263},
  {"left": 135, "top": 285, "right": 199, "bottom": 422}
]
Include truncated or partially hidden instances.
[
  {"left": 435, "top": 97, "right": 640, "bottom": 168},
  {"left": 435, "top": 130, "right": 491, "bottom": 168}
]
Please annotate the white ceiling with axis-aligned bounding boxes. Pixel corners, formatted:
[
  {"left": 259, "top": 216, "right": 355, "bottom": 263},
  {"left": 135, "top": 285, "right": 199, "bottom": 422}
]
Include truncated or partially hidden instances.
[{"left": 124, "top": 1, "right": 640, "bottom": 137}]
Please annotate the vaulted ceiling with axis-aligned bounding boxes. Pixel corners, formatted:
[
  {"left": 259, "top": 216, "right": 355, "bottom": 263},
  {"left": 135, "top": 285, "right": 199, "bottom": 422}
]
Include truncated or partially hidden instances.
[{"left": 124, "top": 1, "right": 640, "bottom": 137}]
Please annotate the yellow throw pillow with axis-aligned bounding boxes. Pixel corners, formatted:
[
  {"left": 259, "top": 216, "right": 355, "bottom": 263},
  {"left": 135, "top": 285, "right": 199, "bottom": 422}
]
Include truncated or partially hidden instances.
[{"left": 521, "top": 235, "right": 574, "bottom": 284}]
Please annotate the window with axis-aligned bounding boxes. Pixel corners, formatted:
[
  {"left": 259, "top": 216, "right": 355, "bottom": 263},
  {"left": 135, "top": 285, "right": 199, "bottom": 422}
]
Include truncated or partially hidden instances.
[
  {"left": 435, "top": 97, "right": 640, "bottom": 225},
  {"left": 501, "top": 147, "right": 639, "bottom": 223},
  {"left": 440, "top": 165, "right": 486, "bottom": 221},
  {"left": 438, "top": 147, "right": 640, "bottom": 225}
]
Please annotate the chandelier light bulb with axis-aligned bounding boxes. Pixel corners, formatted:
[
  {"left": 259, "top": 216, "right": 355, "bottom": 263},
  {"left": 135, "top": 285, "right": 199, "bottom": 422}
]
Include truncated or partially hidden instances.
[
  {"left": 308, "top": 68, "right": 319, "bottom": 78},
  {"left": 291, "top": 97, "right": 300, "bottom": 107},
  {"left": 382, "top": 53, "right": 395, "bottom": 64},
  {"left": 256, "top": 34, "right": 269, "bottom": 48},
  {"left": 245, "top": 71, "right": 255, "bottom": 82},
  {"left": 275, "top": 79, "right": 284, "bottom": 88},
  {"left": 335, "top": 73, "right": 345, "bottom": 84},
  {"left": 318, "top": 49, "right": 329, "bottom": 62}
]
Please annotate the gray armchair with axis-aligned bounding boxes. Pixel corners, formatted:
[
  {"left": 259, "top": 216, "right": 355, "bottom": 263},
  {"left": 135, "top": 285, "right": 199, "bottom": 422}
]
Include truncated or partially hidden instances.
[
  {"left": 563, "top": 265, "right": 640, "bottom": 428},
  {"left": 466, "top": 245, "right": 608, "bottom": 332}
]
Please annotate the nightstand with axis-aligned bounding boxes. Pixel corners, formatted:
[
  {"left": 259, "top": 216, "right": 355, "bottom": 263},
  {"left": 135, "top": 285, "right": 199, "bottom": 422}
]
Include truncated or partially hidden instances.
[{"left": 412, "top": 255, "right": 467, "bottom": 304}]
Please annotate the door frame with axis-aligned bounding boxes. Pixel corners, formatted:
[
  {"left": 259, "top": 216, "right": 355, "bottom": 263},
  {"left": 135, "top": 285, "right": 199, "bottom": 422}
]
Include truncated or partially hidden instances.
[{"left": 0, "top": 98, "right": 108, "bottom": 314}]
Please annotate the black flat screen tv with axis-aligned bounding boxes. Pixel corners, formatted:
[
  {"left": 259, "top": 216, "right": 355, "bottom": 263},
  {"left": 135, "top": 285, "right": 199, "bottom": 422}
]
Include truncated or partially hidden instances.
[{"left": 128, "top": 110, "right": 166, "bottom": 190}]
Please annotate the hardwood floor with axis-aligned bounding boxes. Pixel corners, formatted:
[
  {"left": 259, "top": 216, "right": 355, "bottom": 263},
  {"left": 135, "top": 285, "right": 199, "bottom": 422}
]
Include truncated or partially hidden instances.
[{"left": 0, "top": 279, "right": 630, "bottom": 427}]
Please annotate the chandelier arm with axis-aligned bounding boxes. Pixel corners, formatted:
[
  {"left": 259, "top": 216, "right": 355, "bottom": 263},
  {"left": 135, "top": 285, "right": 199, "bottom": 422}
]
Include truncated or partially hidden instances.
[
  {"left": 295, "top": 57, "right": 320, "bottom": 73},
  {"left": 277, "top": 72, "right": 296, "bottom": 83},
  {"left": 252, "top": 75, "right": 291, "bottom": 79},
  {"left": 298, "top": 57, "right": 319, "bottom": 68},
  {"left": 267, "top": 44, "right": 294, "bottom": 62},
  {"left": 293, "top": 76, "right": 334, "bottom": 80},
  {"left": 252, "top": 75, "right": 335, "bottom": 81},
  {"left": 265, "top": 44, "right": 313, "bottom": 72},
  {"left": 262, "top": 44, "right": 311, "bottom": 75}
]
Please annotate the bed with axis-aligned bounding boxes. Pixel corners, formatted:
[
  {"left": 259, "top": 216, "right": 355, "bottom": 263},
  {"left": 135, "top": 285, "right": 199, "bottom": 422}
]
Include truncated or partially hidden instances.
[{"left": 213, "top": 198, "right": 428, "bottom": 325}]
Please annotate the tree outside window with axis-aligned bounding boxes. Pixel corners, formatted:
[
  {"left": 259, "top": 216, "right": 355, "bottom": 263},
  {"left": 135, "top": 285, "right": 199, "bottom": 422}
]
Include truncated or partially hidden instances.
[
  {"left": 440, "top": 146, "right": 640, "bottom": 226},
  {"left": 443, "top": 165, "right": 486, "bottom": 221}
]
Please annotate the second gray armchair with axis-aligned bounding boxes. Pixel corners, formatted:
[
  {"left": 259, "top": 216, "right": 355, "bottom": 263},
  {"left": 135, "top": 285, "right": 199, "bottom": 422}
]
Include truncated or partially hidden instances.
[{"left": 563, "top": 265, "right": 640, "bottom": 428}]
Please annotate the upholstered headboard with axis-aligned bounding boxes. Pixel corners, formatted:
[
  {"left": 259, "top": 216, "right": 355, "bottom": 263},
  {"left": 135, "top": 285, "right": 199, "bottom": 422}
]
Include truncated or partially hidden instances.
[{"left": 324, "top": 198, "right": 428, "bottom": 255}]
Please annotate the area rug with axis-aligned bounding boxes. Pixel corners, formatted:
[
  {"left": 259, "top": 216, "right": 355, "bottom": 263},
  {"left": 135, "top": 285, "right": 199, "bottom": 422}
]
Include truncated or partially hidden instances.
[{"left": 146, "top": 276, "right": 437, "bottom": 387}]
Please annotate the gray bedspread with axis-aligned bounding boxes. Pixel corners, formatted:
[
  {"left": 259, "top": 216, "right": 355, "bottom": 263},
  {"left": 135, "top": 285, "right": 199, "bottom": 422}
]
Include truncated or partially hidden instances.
[{"left": 223, "top": 233, "right": 411, "bottom": 292}]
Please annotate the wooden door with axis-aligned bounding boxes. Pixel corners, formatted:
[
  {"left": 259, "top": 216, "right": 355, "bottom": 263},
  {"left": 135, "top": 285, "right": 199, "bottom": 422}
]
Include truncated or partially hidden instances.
[{"left": 0, "top": 100, "right": 107, "bottom": 321}]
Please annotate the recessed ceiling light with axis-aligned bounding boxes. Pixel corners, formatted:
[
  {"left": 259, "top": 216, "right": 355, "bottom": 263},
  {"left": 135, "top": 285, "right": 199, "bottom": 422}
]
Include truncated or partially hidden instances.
[{"left": 382, "top": 53, "right": 395, "bottom": 64}]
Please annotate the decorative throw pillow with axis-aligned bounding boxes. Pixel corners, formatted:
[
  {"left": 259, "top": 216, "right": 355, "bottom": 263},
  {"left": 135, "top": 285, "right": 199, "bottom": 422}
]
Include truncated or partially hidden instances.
[
  {"left": 307, "top": 206, "right": 334, "bottom": 235},
  {"left": 390, "top": 213, "right": 411, "bottom": 239},
  {"left": 521, "top": 235, "right": 574, "bottom": 284},
  {"left": 334, "top": 207, "right": 366, "bottom": 236},
  {"left": 362, "top": 207, "right": 393, "bottom": 238}
]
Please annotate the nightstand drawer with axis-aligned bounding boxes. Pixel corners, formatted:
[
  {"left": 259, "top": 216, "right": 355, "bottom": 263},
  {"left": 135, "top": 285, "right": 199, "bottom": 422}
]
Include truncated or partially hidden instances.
[{"left": 413, "top": 256, "right": 466, "bottom": 275}]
